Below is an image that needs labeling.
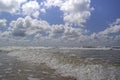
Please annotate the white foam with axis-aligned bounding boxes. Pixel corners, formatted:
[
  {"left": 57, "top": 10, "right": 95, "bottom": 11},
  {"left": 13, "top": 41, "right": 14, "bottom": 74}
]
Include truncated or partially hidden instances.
[
  {"left": 7, "top": 48, "right": 120, "bottom": 80},
  {"left": 4, "top": 68, "right": 12, "bottom": 71},
  {"left": 27, "top": 77, "right": 39, "bottom": 80},
  {"left": 1, "top": 46, "right": 119, "bottom": 52}
]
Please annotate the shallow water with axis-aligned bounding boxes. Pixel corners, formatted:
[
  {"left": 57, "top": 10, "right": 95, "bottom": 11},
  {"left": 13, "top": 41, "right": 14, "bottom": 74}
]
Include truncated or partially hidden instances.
[
  {"left": 0, "top": 50, "right": 75, "bottom": 80},
  {"left": 0, "top": 47, "right": 120, "bottom": 80}
]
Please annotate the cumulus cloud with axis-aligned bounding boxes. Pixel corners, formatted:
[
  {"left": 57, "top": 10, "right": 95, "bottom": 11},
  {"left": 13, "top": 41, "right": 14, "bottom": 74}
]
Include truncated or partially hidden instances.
[
  {"left": 99, "top": 19, "right": 120, "bottom": 35},
  {"left": 7, "top": 16, "right": 33, "bottom": 37},
  {"left": 62, "top": 26, "right": 82, "bottom": 40},
  {"left": 4, "top": 16, "right": 50, "bottom": 37},
  {"left": 43, "top": 0, "right": 93, "bottom": 26},
  {"left": 0, "top": 0, "right": 27, "bottom": 13},
  {"left": 21, "top": 0, "right": 40, "bottom": 18},
  {"left": 0, "top": 19, "right": 7, "bottom": 37},
  {"left": 0, "top": 19, "right": 7, "bottom": 27},
  {"left": 49, "top": 24, "right": 65, "bottom": 38},
  {"left": 3, "top": 16, "right": 86, "bottom": 44},
  {"left": 0, "top": 0, "right": 45, "bottom": 18},
  {"left": 0, "top": 13, "right": 119, "bottom": 46},
  {"left": 89, "top": 18, "right": 120, "bottom": 46}
]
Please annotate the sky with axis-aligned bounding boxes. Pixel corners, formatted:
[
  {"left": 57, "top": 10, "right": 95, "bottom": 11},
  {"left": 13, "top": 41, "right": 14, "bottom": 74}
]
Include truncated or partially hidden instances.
[{"left": 0, "top": 0, "right": 120, "bottom": 47}]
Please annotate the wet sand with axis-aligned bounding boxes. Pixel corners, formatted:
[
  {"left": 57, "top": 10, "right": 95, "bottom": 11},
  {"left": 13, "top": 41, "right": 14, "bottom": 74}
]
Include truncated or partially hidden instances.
[{"left": 0, "top": 50, "right": 76, "bottom": 80}]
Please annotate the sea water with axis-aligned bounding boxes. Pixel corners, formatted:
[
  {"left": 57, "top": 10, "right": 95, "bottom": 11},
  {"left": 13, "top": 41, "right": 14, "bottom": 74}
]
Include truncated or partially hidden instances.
[{"left": 0, "top": 47, "right": 120, "bottom": 80}]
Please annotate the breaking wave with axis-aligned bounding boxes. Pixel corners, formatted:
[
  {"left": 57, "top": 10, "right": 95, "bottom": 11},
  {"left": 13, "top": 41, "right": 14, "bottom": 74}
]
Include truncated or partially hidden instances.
[{"left": 7, "top": 47, "right": 120, "bottom": 80}]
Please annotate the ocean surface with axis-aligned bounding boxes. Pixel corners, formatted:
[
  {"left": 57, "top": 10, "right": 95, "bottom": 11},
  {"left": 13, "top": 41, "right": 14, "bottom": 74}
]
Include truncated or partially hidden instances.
[{"left": 0, "top": 47, "right": 120, "bottom": 80}]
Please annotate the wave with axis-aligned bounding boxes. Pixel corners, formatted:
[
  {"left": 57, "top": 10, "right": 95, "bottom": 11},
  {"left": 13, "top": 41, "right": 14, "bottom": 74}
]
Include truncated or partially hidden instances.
[{"left": 7, "top": 48, "right": 120, "bottom": 80}]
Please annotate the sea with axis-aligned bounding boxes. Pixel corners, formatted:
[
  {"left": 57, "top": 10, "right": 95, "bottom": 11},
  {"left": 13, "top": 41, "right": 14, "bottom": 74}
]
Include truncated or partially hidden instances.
[{"left": 0, "top": 47, "right": 120, "bottom": 80}]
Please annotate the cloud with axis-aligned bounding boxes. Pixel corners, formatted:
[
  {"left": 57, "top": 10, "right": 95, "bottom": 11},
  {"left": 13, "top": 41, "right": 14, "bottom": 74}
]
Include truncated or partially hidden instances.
[
  {"left": 0, "top": 19, "right": 7, "bottom": 27},
  {"left": 49, "top": 24, "right": 65, "bottom": 38},
  {"left": 1, "top": 15, "right": 120, "bottom": 46},
  {"left": 43, "top": 0, "right": 93, "bottom": 26},
  {"left": 0, "top": 0, "right": 27, "bottom": 13},
  {"left": 99, "top": 19, "right": 120, "bottom": 35},
  {"left": 89, "top": 18, "right": 120, "bottom": 46},
  {"left": 6, "top": 16, "right": 29, "bottom": 37},
  {"left": 0, "top": 19, "right": 7, "bottom": 35},
  {"left": 4, "top": 16, "right": 50, "bottom": 37},
  {"left": 0, "top": 0, "right": 45, "bottom": 18},
  {"left": 0, "top": 0, "right": 93, "bottom": 25},
  {"left": 62, "top": 26, "right": 82, "bottom": 39},
  {"left": 12, "top": 29, "right": 26, "bottom": 37},
  {"left": 3, "top": 16, "right": 86, "bottom": 43},
  {"left": 21, "top": 0, "right": 40, "bottom": 18}
]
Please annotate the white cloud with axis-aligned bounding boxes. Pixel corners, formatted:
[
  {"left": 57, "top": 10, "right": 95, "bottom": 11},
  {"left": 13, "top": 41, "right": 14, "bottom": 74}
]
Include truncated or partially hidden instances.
[
  {"left": 0, "top": 19, "right": 7, "bottom": 27},
  {"left": 0, "top": 0, "right": 27, "bottom": 13},
  {"left": 0, "top": 15, "right": 89, "bottom": 46},
  {"left": 21, "top": 0, "right": 40, "bottom": 18},
  {"left": 3, "top": 16, "right": 86, "bottom": 44},
  {"left": 40, "top": 8, "right": 46, "bottom": 13},
  {"left": 89, "top": 18, "right": 120, "bottom": 46},
  {"left": 0, "top": 0, "right": 46, "bottom": 18},
  {"left": 49, "top": 24, "right": 65, "bottom": 37},
  {"left": 43, "top": 0, "right": 93, "bottom": 26},
  {"left": 32, "top": 11, "right": 40, "bottom": 18},
  {"left": 1, "top": 14, "right": 119, "bottom": 46},
  {"left": 5, "top": 16, "right": 50, "bottom": 37},
  {"left": 62, "top": 26, "right": 81, "bottom": 39},
  {"left": 43, "top": 0, "right": 63, "bottom": 7},
  {"left": 99, "top": 19, "right": 120, "bottom": 35}
]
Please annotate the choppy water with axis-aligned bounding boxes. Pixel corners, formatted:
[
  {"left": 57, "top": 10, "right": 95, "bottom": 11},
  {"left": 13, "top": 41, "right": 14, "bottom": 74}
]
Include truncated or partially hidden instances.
[
  {"left": 0, "top": 47, "right": 120, "bottom": 80},
  {"left": 0, "top": 49, "right": 75, "bottom": 80}
]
